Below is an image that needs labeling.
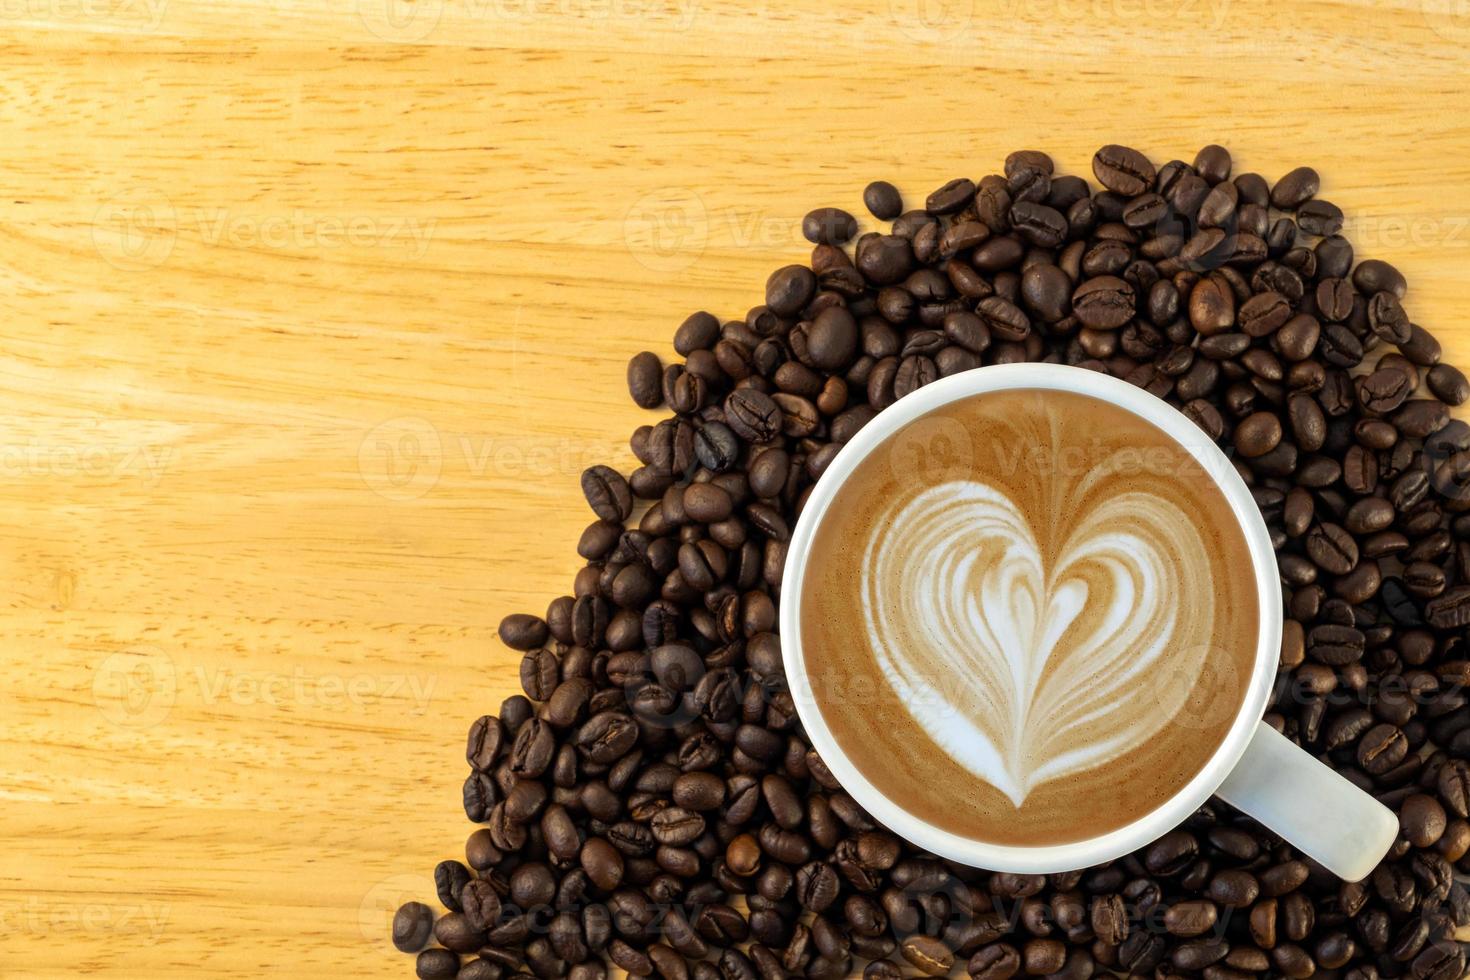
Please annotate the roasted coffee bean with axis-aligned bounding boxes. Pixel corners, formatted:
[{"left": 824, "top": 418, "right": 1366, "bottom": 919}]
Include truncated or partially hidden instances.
[
  {"left": 864, "top": 181, "right": 903, "bottom": 220},
  {"left": 1440, "top": 759, "right": 1470, "bottom": 817},
  {"left": 1359, "top": 723, "right": 1409, "bottom": 775},
  {"left": 1240, "top": 290, "right": 1291, "bottom": 336},
  {"left": 1299, "top": 199, "right": 1344, "bottom": 236},
  {"left": 964, "top": 940, "right": 1023, "bottom": 980},
  {"left": 580, "top": 837, "right": 624, "bottom": 891},
  {"left": 1197, "top": 179, "right": 1238, "bottom": 229},
  {"left": 901, "top": 934, "right": 955, "bottom": 976},
  {"left": 1072, "top": 276, "right": 1134, "bottom": 329},
  {"left": 803, "top": 208, "right": 858, "bottom": 246},
  {"left": 863, "top": 960, "right": 902, "bottom": 980},
  {"left": 627, "top": 351, "right": 664, "bottom": 409},
  {"left": 1191, "top": 144, "right": 1231, "bottom": 183},
  {"left": 1428, "top": 364, "right": 1470, "bottom": 405},
  {"left": 519, "top": 648, "right": 558, "bottom": 700},
  {"left": 1270, "top": 944, "right": 1314, "bottom": 979},
  {"left": 1369, "top": 291, "right": 1412, "bottom": 344},
  {"left": 1306, "top": 522, "right": 1358, "bottom": 574},
  {"left": 575, "top": 712, "right": 637, "bottom": 764},
  {"left": 581, "top": 465, "right": 632, "bottom": 521},
  {"left": 1092, "top": 145, "right": 1155, "bottom": 197},
  {"left": 1179, "top": 226, "right": 1227, "bottom": 268},
  {"left": 724, "top": 389, "right": 782, "bottom": 442},
  {"left": 1402, "top": 793, "right": 1449, "bottom": 847},
  {"left": 460, "top": 879, "right": 502, "bottom": 935},
  {"left": 651, "top": 807, "right": 706, "bottom": 846},
  {"left": 893, "top": 354, "right": 938, "bottom": 398},
  {"left": 509, "top": 718, "right": 555, "bottom": 777},
  {"left": 807, "top": 307, "right": 859, "bottom": 371},
  {"left": 1164, "top": 900, "right": 1219, "bottom": 937},
  {"left": 393, "top": 902, "right": 436, "bottom": 953},
  {"left": 1287, "top": 392, "right": 1326, "bottom": 450},
  {"left": 1010, "top": 201, "right": 1068, "bottom": 248},
  {"left": 1271, "top": 166, "right": 1320, "bottom": 209},
  {"left": 467, "top": 715, "right": 505, "bottom": 771},
  {"left": 1395, "top": 399, "right": 1449, "bottom": 439},
  {"left": 1208, "top": 869, "right": 1260, "bottom": 908},
  {"left": 1089, "top": 894, "right": 1127, "bottom": 946},
  {"left": 462, "top": 772, "right": 496, "bottom": 822},
  {"left": 435, "top": 860, "right": 473, "bottom": 912},
  {"left": 1276, "top": 313, "right": 1320, "bottom": 361},
  {"left": 1190, "top": 275, "right": 1236, "bottom": 335},
  {"left": 1427, "top": 586, "right": 1470, "bottom": 629},
  {"left": 415, "top": 949, "right": 460, "bottom": 980},
  {"left": 1145, "top": 831, "right": 1199, "bottom": 875},
  {"left": 765, "top": 264, "right": 815, "bottom": 317},
  {"left": 795, "top": 861, "right": 840, "bottom": 913},
  {"left": 1355, "top": 258, "right": 1408, "bottom": 298},
  {"left": 1234, "top": 412, "right": 1282, "bottom": 458},
  {"left": 926, "top": 177, "right": 975, "bottom": 214},
  {"left": 499, "top": 613, "right": 549, "bottom": 651},
  {"left": 1023, "top": 938, "right": 1067, "bottom": 976},
  {"left": 1021, "top": 263, "right": 1071, "bottom": 322},
  {"left": 435, "top": 912, "right": 488, "bottom": 954},
  {"left": 391, "top": 149, "right": 1470, "bottom": 980},
  {"left": 1402, "top": 323, "right": 1443, "bottom": 365},
  {"left": 976, "top": 296, "right": 1031, "bottom": 342},
  {"left": 1317, "top": 276, "right": 1355, "bottom": 322}
]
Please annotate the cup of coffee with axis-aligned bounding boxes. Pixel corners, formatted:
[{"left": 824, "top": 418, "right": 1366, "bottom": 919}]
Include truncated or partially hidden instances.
[{"left": 780, "top": 363, "right": 1397, "bottom": 880}]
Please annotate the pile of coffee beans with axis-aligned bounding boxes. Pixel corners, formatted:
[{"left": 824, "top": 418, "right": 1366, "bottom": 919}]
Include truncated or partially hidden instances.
[{"left": 392, "top": 146, "right": 1470, "bottom": 980}]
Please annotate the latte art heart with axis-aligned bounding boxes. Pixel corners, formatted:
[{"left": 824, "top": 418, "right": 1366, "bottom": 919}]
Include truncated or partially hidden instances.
[
  {"left": 800, "top": 388, "right": 1259, "bottom": 845},
  {"left": 860, "top": 480, "right": 1216, "bottom": 807}
]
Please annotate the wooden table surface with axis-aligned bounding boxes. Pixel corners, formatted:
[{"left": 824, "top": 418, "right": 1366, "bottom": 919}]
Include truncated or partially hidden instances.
[{"left": 3, "top": 1, "right": 1470, "bottom": 975}]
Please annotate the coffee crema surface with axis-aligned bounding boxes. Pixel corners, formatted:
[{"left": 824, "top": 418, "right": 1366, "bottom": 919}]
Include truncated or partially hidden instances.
[{"left": 799, "top": 388, "right": 1260, "bottom": 846}]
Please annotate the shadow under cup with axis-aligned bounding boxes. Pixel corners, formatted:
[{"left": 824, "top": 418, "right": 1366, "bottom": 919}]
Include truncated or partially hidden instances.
[{"left": 780, "top": 364, "right": 1283, "bottom": 873}]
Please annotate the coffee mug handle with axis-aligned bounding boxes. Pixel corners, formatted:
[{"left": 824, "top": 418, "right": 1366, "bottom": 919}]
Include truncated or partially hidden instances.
[{"left": 1215, "top": 720, "right": 1398, "bottom": 882}]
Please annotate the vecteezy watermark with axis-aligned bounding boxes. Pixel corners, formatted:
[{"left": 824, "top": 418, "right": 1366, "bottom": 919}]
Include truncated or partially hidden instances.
[
  {"left": 92, "top": 191, "right": 437, "bottom": 271},
  {"left": 886, "top": 413, "right": 1233, "bottom": 493},
  {"left": 192, "top": 209, "right": 436, "bottom": 257},
  {"left": 358, "top": 417, "right": 444, "bottom": 502},
  {"left": 0, "top": 435, "right": 173, "bottom": 484},
  {"left": 623, "top": 187, "right": 710, "bottom": 274},
  {"left": 92, "top": 647, "right": 179, "bottom": 730},
  {"left": 92, "top": 648, "right": 439, "bottom": 729},
  {"left": 887, "top": 414, "right": 976, "bottom": 489},
  {"left": 357, "top": 0, "right": 699, "bottom": 43},
  {"left": 92, "top": 189, "right": 178, "bottom": 271},
  {"left": 989, "top": 437, "right": 1231, "bottom": 485},
  {"left": 888, "top": 0, "right": 975, "bottom": 42},
  {"left": 192, "top": 665, "right": 437, "bottom": 714},
  {"left": 1338, "top": 213, "right": 1470, "bottom": 251},
  {"left": 356, "top": 417, "right": 628, "bottom": 501},
  {"left": 0, "top": 0, "right": 169, "bottom": 30},
  {"left": 622, "top": 188, "right": 836, "bottom": 274},
  {"left": 356, "top": 0, "right": 444, "bottom": 41},
  {"left": 0, "top": 897, "right": 171, "bottom": 938},
  {"left": 1274, "top": 667, "right": 1465, "bottom": 713}
]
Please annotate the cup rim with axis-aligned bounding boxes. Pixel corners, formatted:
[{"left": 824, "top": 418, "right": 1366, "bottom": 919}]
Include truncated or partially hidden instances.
[{"left": 777, "top": 363, "right": 1283, "bottom": 872}]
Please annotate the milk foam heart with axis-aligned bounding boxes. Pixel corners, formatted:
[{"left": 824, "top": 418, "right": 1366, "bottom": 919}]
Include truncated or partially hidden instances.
[
  {"left": 798, "top": 388, "right": 1260, "bottom": 846},
  {"left": 860, "top": 479, "right": 1213, "bottom": 806}
]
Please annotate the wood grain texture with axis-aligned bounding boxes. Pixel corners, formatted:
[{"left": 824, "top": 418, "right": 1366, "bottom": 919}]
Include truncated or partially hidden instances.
[{"left": 1, "top": 1, "right": 1469, "bottom": 975}]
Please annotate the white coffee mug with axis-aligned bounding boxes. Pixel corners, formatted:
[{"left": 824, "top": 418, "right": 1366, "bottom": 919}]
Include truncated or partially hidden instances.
[{"left": 779, "top": 363, "right": 1398, "bottom": 881}]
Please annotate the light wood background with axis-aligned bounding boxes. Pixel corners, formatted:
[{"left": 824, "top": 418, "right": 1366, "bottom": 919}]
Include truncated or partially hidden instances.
[{"left": 2, "top": 0, "right": 1470, "bottom": 976}]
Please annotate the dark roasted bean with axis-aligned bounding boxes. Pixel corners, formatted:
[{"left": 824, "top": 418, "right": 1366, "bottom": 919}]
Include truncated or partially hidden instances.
[{"left": 387, "top": 149, "right": 1470, "bottom": 980}]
